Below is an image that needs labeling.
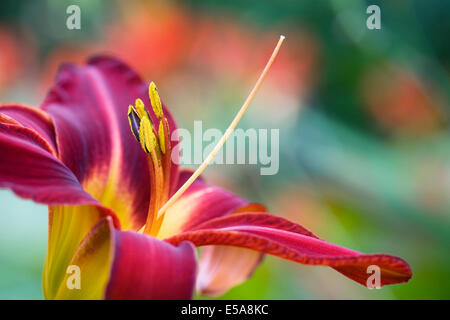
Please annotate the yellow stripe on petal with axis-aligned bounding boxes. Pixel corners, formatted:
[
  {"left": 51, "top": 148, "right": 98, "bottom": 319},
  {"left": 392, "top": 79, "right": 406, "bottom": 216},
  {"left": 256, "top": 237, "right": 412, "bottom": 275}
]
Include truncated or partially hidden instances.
[
  {"left": 53, "top": 218, "right": 115, "bottom": 300},
  {"left": 83, "top": 172, "right": 136, "bottom": 230},
  {"left": 43, "top": 205, "right": 104, "bottom": 299}
]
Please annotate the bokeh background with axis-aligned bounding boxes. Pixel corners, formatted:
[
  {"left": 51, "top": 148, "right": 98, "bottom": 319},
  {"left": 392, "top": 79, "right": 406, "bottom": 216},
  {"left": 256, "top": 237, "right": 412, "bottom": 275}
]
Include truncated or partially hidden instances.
[{"left": 0, "top": 0, "right": 449, "bottom": 299}]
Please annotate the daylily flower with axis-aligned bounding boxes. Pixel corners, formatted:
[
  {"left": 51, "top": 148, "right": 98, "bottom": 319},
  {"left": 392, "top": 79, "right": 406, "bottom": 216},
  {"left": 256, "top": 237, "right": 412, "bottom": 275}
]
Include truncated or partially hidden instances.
[{"left": 0, "top": 50, "right": 412, "bottom": 299}]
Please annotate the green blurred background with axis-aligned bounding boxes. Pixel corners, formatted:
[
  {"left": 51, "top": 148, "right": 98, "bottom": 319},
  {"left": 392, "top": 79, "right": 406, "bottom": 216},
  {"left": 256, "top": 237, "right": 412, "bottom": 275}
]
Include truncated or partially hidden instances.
[{"left": 0, "top": 0, "right": 449, "bottom": 299}]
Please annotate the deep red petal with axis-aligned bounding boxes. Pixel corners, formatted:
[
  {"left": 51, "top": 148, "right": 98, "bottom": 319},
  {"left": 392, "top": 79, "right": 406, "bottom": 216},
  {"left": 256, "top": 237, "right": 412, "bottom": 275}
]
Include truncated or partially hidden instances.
[
  {"left": 0, "top": 128, "right": 97, "bottom": 205},
  {"left": 166, "top": 212, "right": 412, "bottom": 287},
  {"left": 0, "top": 103, "right": 57, "bottom": 154},
  {"left": 105, "top": 231, "right": 197, "bottom": 300},
  {"left": 41, "top": 57, "right": 178, "bottom": 230}
]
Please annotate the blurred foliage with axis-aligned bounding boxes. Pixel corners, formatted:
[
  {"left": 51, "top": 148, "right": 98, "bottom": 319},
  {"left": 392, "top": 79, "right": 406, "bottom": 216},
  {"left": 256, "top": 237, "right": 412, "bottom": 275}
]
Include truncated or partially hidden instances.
[{"left": 0, "top": 0, "right": 449, "bottom": 299}]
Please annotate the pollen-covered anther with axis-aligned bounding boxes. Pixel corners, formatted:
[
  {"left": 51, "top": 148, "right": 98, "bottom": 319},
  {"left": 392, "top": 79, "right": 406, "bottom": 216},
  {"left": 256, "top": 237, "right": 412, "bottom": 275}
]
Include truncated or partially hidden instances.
[
  {"left": 135, "top": 98, "right": 147, "bottom": 118},
  {"left": 149, "top": 82, "right": 163, "bottom": 119},
  {"left": 138, "top": 116, "right": 158, "bottom": 154},
  {"left": 128, "top": 105, "right": 141, "bottom": 141},
  {"left": 128, "top": 99, "right": 162, "bottom": 155},
  {"left": 158, "top": 119, "right": 166, "bottom": 155}
]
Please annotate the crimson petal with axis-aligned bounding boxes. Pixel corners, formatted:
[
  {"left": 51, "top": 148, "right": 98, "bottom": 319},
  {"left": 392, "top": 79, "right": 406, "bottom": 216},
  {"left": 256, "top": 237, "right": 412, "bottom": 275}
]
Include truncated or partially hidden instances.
[
  {"left": 105, "top": 230, "right": 197, "bottom": 300},
  {"left": 0, "top": 127, "right": 97, "bottom": 205},
  {"left": 0, "top": 103, "right": 57, "bottom": 154},
  {"left": 166, "top": 212, "right": 412, "bottom": 287}
]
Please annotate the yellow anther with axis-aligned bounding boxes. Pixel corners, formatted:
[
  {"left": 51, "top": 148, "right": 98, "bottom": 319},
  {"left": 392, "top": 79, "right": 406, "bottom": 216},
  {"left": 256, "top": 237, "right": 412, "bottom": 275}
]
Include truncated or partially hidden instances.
[
  {"left": 149, "top": 82, "right": 163, "bottom": 118},
  {"left": 135, "top": 98, "right": 147, "bottom": 118},
  {"left": 127, "top": 104, "right": 136, "bottom": 115},
  {"left": 158, "top": 119, "right": 166, "bottom": 155},
  {"left": 138, "top": 116, "right": 158, "bottom": 154}
]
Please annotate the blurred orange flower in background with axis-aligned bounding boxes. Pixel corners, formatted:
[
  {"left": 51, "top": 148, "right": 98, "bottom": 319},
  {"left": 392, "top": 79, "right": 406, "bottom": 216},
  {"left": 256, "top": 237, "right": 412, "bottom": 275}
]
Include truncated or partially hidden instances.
[
  {"left": 361, "top": 65, "right": 444, "bottom": 137},
  {"left": 0, "top": 27, "right": 24, "bottom": 92},
  {"left": 37, "top": 1, "right": 318, "bottom": 127}
]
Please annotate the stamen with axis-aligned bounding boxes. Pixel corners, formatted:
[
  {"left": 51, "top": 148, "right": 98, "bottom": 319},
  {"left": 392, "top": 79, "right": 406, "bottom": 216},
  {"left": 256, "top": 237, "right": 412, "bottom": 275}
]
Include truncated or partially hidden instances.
[
  {"left": 158, "top": 119, "right": 166, "bottom": 155},
  {"left": 127, "top": 87, "right": 167, "bottom": 235},
  {"left": 149, "top": 81, "right": 163, "bottom": 118},
  {"left": 156, "top": 35, "right": 286, "bottom": 219},
  {"left": 139, "top": 116, "right": 158, "bottom": 154},
  {"left": 135, "top": 98, "right": 147, "bottom": 118},
  {"left": 144, "top": 143, "right": 165, "bottom": 235},
  {"left": 160, "top": 117, "right": 173, "bottom": 202},
  {"left": 128, "top": 105, "right": 140, "bottom": 140}
]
